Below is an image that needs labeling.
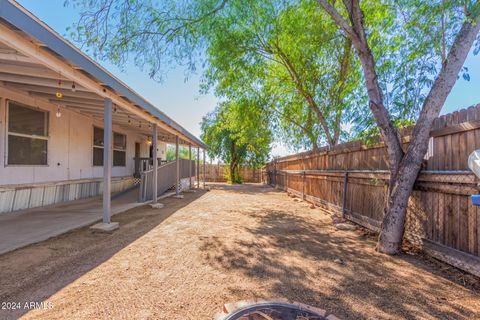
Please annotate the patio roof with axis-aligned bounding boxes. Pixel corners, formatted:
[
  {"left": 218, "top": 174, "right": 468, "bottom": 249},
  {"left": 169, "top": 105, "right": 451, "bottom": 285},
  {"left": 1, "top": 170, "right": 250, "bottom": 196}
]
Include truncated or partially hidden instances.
[{"left": 0, "top": 0, "right": 207, "bottom": 148}]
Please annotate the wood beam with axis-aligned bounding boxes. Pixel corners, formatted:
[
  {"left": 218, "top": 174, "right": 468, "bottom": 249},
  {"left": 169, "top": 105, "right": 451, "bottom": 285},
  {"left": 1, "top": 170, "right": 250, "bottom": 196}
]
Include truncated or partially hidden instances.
[
  {"left": 48, "top": 97, "right": 103, "bottom": 107},
  {"left": 0, "top": 63, "right": 67, "bottom": 80},
  {"left": 4, "top": 82, "right": 102, "bottom": 99},
  {"left": 0, "top": 23, "right": 196, "bottom": 146},
  {"left": 430, "top": 119, "right": 480, "bottom": 138},
  {"left": 0, "top": 72, "right": 90, "bottom": 91},
  {"left": 0, "top": 51, "right": 36, "bottom": 64},
  {"left": 64, "top": 105, "right": 132, "bottom": 120}
]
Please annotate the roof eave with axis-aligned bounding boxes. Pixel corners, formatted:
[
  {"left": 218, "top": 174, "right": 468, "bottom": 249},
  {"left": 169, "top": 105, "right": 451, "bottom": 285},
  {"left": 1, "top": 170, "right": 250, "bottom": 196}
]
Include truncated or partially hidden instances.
[{"left": 0, "top": 0, "right": 208, "bottom": 149}]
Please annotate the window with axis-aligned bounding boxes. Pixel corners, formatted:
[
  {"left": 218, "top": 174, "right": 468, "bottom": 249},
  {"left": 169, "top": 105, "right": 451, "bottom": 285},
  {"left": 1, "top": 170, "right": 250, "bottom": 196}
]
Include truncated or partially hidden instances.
[
  {"left": 113, "top": 132, "right": 126, "bottom": 166},
  {"left": 92, "top": 127, "right": 126, "bottom": 166},
  {"left": 7, "top": 101, "right": 49, "bottom": 165},
  {"left": 93, "top": 127, "right": 104, "bottom": 166}
]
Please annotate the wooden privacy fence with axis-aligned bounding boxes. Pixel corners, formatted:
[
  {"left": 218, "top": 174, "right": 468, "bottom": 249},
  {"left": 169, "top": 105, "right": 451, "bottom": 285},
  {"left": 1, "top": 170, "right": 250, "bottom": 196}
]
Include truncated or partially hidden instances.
[
  {"left": 263, "top": 104, "right": 480, "bottom": 276},
  {"left": 202, "top": 163, "right": 261, "bottom": 183}
]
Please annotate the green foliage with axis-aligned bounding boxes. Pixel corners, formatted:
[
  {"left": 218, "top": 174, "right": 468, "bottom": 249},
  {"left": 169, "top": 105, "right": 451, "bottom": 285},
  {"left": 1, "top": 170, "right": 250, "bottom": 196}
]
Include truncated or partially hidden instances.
[
  {"left": 342, "top": 0, "right": 478, "bottom": 137},
  {"left": 66, "top": 0, "right": 480, "bottom": 153},
  {"left": 66, "top": 0, "right": 361, "bottom": 151},
  {"left": 200, "top": 100, "right": 271, "bottom": 183},
  {"left": 201, "top": 0, "right": 362, "bottom": 150},
  {"left": 65, "top": 0, "right": 228, "bottom": 80},
  {"left": 165, "top": 145, "right": 198, "bottom": 161}
]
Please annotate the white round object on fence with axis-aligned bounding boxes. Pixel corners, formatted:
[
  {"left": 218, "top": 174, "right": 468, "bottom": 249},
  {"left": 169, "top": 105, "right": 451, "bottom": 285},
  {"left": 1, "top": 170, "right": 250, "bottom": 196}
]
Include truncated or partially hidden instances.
[{"left": 468, "top": 150, "right": 480, "bottom": 178}]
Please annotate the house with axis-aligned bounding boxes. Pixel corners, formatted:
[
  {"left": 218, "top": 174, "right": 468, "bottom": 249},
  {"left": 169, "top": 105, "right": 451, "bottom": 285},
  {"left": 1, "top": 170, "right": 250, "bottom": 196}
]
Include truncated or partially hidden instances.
[{"left": 0, "top": 0, "right": 207, "bottom": 229}]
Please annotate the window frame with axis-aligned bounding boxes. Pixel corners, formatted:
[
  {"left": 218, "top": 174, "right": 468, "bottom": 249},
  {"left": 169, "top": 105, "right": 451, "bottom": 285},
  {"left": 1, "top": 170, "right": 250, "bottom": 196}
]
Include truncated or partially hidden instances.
[
  {"left": 92, "top": 126, "right": 127, "bottom": 167},
  {"left": 5, "top": 99, "right": 49, "bottom": 167}
]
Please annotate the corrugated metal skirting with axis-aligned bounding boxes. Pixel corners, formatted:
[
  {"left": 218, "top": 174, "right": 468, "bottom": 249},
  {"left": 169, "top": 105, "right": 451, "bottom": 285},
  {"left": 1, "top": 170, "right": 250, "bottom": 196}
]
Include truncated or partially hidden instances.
[{"left": 0, "top": 177, "right": 136, "bottom": 214}]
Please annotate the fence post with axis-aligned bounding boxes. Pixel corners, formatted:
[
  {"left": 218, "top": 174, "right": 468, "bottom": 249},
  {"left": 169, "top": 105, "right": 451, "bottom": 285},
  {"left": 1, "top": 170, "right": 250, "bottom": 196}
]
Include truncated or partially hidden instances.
[
  {"left": 285, "top": 171, "right": 288, "bottom": 192},
  {"left": 274, "top": 161, "right": 277, "bottom": 187},
  {"left": 302, "top": 171, "right": 306, "bottom": 200},
  {"left": 342, "top": 171, "right": 349, "bottom": 219}
]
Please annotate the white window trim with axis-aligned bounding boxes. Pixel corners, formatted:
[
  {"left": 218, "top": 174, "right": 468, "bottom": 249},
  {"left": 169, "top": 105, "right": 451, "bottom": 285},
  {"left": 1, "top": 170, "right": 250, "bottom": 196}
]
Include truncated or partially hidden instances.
[
  {"left": 5, "top": 99, "right": 49, "bottom": 167},
  {"left": 92, "top": 126, "right": 127, "bottom": 167}
]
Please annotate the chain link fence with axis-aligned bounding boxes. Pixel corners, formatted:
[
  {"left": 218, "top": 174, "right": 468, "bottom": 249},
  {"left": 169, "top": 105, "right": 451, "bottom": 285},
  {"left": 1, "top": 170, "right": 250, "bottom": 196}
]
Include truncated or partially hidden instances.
[
  {"left": 264, "top": 168, "right": 479, "bottom": 257},
  {"left": 404, "top": 171, "right": 478, "bottom": 255}
]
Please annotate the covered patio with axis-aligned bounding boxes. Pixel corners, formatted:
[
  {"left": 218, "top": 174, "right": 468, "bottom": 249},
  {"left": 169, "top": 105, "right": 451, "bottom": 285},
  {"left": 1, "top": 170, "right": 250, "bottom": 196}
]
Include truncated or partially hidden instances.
[
  {"left": 0, "top": 0, "right": 207, "bottom": 246},
  {"left": 0, "top": 188, "right": 143, "bottom": 255}
]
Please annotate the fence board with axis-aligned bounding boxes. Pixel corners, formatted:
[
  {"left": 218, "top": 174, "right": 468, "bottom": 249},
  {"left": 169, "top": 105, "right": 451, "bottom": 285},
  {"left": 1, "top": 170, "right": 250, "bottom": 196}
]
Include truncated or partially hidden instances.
[
  {"left": 202, "top": 163, "right": 261, "bottom": 183},
  {"left": 263, "top": 104, "right": 480, "bottom": 274}
]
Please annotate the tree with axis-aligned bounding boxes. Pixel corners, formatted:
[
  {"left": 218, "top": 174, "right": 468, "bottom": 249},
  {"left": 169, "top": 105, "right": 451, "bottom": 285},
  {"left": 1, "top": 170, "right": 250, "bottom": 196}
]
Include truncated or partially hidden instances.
[
  {"left": 201, "top": 100, "right": 271, "bottom": 183},
  {"left": 67, "top": 0, "right": 361, "bottom": 151},
  {"left": 166, "top": 145, "right": 198, "bottom": 161},
  {"left": 200, "top": 0, "right": 361, "bottom": 149},
  {"left": 315, "top": 0, "right": 480, "bottom": 253}
]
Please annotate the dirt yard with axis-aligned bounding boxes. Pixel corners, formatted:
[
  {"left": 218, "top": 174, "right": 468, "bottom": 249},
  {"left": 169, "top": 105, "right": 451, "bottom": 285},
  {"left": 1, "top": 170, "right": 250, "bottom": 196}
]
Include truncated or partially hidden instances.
[{"left": 0, "top": 184, "right": 479, "bottom": 320}]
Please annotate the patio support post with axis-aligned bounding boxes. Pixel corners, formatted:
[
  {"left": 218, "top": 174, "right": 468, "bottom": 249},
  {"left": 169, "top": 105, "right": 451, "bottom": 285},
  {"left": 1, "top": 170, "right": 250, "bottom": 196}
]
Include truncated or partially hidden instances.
[
  {"left": 197, "top": 147, "right": 200, "bottom": 188},
  {"left": 102, "top": 98, "right": 112, "bottom": 224},
  {"left": 189, "top": 145, "right": 192, "bottom": 189},
  {"left": 152, "top": 124, "right": 158, "bottom": 203},
  {"left": 203, "top": 149, "right": 206, "bottom": 188},
  {"left": 175, "top": 135, "right": 180, "bottom": 195}
]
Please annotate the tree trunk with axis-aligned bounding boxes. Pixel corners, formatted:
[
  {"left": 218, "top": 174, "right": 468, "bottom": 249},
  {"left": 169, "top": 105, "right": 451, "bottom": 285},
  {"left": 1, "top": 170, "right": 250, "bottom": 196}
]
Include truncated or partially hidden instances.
[
  {"left": 377, "top": 159, "right": 423, "bottom": 253},
  {"left": 229, "top": 140, "right": 238, "bottom": 183},
  {"left": 311, "top": 136, "right": 319, "bottom": 151},
  {"left": 377, "top": 14, "right": 480, "bottom": 254},
  {"left": 229, "top": 161, "right": 238, "bottom": 183},
  {"left": 317, "top": 0, "right": 480, "bottom": 254}
]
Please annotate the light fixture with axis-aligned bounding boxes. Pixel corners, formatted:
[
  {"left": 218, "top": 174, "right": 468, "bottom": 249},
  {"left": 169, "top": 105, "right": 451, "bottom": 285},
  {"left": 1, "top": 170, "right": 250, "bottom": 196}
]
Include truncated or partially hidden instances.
[
  {"left": 56, "top": 78, "right": 63, "bottom": 98},
  {"left": 71, "top": 82, "right": 76, "bottom": 92},
  {"left": 55, "top": 106, "right": 62, "bottom": 118},
  {"left": 146, "top": 136, "right": 152, "bottom": 145}
]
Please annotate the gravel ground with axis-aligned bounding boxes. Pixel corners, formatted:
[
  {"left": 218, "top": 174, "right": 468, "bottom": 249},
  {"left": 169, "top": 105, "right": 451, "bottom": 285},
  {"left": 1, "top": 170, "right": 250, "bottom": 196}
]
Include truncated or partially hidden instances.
[{"left": 0, "top": 183, "right": 479, "bottom": 320}]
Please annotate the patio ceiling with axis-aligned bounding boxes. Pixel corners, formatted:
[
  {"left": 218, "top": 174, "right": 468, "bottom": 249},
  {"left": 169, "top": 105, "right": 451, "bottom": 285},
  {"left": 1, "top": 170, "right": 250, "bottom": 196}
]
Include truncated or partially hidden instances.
[
  {"left": 0, "top": 42, "right": 174, "bottom": 142},
  {"left": 0, "top": 1, "right": 206, "bottom": 148}
]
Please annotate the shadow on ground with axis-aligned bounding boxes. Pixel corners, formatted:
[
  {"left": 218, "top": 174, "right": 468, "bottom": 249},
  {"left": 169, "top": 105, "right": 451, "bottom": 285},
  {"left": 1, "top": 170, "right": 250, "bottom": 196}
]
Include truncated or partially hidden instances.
[
  {"left": 0, "top": 190, "right": 207, "bottom": 319},
  {"left": 199, "top": 186, "right": 480, "bottom": 319}
]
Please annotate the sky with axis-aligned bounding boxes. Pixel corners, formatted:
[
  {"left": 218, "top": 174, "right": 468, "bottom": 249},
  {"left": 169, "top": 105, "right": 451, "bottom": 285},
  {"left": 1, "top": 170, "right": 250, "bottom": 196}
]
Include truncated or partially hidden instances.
[{"left": 16, "top": 0, "right": 480, "bottom": 158}]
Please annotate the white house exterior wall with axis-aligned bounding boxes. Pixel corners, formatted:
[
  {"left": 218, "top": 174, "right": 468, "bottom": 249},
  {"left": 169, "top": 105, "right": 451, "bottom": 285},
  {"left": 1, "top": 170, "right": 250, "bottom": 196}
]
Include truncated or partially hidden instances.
[{"left": 0, "top": 85, "right": 167, "bottom": 186}]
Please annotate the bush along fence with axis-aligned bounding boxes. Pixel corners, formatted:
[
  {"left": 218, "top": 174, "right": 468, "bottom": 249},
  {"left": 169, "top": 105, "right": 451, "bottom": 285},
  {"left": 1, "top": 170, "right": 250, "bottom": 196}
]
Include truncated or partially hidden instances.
[
  {"left": 263, "top": 104, "right": 480, "bottom": 277},
  {"left": 202, "top": 163, "right": 262, "bottom": 183}
]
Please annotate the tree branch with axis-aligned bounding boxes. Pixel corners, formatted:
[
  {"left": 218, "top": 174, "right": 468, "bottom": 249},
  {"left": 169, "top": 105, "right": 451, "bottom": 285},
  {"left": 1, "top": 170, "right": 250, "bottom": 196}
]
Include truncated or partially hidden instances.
[
  {"left": 332, "top": 37, "right": 352, "bottom": 144},
  {"left": 273, "top": 44, "right": 336, "bottom": 146},
  {"left": 271, "top": 105, "right": 319, "bottom": 150},
  {"left": 315, "top": 0, "right": 360, "bottom": 45},
  {"left": 405, "top": 8, "right": 480, "bottom": 166},
  {"left": 317, "top": 0, "right": 404, "bottom": 175}
]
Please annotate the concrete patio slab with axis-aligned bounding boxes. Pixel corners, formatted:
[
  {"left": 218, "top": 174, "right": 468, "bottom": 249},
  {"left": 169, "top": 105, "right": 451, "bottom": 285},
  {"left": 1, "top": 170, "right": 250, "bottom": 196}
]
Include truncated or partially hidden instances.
[{"left": 0, "top": 187, "right": 144, "bottom": 255}]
